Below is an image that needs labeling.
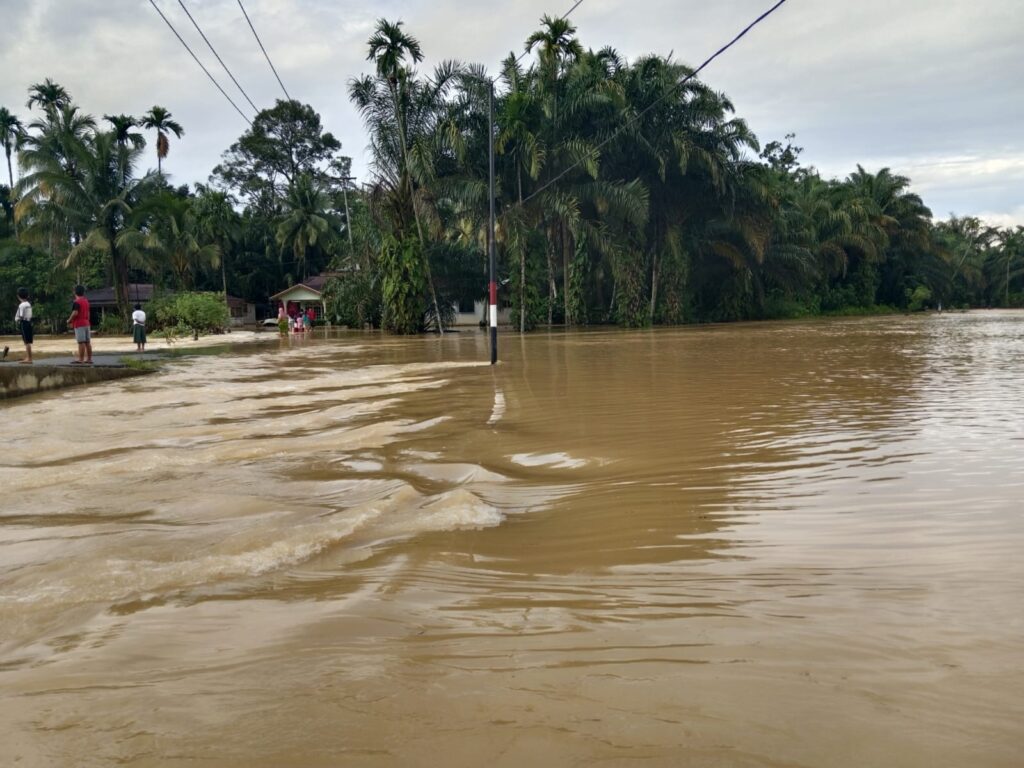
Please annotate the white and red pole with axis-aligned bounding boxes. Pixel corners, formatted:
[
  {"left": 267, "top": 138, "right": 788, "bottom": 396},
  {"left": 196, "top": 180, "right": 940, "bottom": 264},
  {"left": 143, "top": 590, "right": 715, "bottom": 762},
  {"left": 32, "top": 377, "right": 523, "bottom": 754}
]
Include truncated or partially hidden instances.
[{"left": 488, "top": 79, "right": 498, "bottom": 365}]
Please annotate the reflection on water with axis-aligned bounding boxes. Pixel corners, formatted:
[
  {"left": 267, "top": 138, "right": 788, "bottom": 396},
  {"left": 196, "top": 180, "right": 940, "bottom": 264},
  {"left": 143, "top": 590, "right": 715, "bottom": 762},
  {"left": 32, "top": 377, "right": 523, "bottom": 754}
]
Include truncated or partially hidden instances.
[{"left": 1, "top": 313, "right": 1023, "bottom": 767}]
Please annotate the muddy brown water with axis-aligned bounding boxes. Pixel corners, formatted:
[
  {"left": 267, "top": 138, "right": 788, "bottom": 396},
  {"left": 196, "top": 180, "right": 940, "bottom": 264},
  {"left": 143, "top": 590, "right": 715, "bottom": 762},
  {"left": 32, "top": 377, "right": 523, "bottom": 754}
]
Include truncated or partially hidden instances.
[{"left": 1, "top": 313, "right": 1022, "bottom": 767}]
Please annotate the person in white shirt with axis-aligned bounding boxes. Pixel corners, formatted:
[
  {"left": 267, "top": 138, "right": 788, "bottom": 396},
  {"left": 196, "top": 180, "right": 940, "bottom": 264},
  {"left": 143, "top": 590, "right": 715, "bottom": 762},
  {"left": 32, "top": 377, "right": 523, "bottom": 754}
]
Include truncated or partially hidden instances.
[
  {"left": 14, "top": 287, "right": 33, "bottom": 364},
  {"left": 131, "top": 303, "right": 147, "bottom": 352}
]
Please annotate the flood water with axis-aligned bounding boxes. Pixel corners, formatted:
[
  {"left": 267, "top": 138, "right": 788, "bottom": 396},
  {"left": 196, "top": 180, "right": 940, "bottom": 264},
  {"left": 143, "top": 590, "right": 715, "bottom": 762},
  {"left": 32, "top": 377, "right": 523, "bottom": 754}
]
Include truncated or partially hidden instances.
[{"left": 1, "top": 312, "right": 1022, "bottom": 767}]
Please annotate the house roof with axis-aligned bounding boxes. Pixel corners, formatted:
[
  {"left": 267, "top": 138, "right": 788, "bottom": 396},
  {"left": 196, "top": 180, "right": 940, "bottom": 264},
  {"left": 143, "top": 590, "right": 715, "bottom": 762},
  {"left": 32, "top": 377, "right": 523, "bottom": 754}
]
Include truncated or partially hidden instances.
[
  {"left": 270, "top": 273, "right": 334, "bottom": 301},
  {"left": 84, "top": 284, "right": 155, "bottom": 306},
  {"left": 83, "top": 284, "right": 249, "bottom": 307}
]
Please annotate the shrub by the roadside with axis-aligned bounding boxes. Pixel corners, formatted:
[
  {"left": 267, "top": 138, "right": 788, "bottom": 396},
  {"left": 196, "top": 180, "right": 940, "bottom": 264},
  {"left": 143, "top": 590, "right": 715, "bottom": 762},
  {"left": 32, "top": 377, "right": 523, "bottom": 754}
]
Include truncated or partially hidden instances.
[{"left": 152, "top": 292, "right": 229, "bottom": 340}]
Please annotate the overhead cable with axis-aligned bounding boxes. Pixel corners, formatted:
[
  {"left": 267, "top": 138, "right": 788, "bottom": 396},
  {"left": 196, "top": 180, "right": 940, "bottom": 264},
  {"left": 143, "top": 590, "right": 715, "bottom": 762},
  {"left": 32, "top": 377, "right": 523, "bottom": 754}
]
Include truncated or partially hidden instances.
[
  {"left": 236, "top": 0, "right": 292, "bottom": 101},
  {"left": 520, "top": 0, "right": 789, "bottom": 207},
  {"left": 176, "top": 0, "right": 260, "bottom": 113},
  {"left": 147, "top": 0, "right": 253, "bottom": 125}
]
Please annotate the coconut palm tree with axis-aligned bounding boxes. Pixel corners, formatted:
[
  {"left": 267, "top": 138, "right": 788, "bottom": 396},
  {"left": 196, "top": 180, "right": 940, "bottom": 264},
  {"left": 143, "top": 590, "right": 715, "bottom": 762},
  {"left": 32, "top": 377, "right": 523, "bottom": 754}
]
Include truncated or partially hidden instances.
[
  {"left": 193, "top": 186, "right": 242, "bottom": 302},
  {"left": 17, "top": 130, "right": 154, "bottom": 315},
  {"left": 275, "top": 173, "right": 338, "bottom": 280},
  {"left": 121, "top": 195, "right": 220, "bottom": 290},
  {"left": 140, "top": 106, "right": 184, "bottom": 174}
]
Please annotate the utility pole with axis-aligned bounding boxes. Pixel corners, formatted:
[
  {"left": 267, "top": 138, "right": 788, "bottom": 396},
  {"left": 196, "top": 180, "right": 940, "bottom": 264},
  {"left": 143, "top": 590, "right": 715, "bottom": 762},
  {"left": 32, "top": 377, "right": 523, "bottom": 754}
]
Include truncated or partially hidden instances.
[
  {"left": 341, "top": 175, "right": 355, "bottom": 249},
  {"left": 488, "top": 79, "right": 498, "bottom": 365}
]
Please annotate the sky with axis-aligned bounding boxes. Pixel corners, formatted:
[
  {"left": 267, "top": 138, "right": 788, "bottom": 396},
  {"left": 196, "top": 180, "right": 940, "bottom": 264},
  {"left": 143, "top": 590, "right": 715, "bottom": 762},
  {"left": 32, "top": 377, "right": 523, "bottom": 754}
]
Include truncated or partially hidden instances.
[{"left": 2, "top": 0, "right": 1022, "bottom": 226}]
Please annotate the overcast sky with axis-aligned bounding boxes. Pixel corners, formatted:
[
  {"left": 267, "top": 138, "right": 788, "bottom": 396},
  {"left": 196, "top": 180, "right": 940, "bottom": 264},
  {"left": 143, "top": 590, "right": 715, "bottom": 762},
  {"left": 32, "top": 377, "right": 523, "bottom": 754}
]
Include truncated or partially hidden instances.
[{"left": 2, "top": 0, "right": 1022, "bottom": 226}]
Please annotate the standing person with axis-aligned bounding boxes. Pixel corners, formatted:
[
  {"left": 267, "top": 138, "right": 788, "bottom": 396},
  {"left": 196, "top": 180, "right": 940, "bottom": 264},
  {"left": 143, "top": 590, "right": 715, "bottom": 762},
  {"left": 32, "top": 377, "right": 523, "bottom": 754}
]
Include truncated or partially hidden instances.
[
  {"left": 67, "top": 285, "right": 93, "bottom": 365},
  {"left": 14, "top": 287, "right": 33, "bottom": 364},
  {"left": 131, "top": 303, "right": 147, "bottom": 352}
]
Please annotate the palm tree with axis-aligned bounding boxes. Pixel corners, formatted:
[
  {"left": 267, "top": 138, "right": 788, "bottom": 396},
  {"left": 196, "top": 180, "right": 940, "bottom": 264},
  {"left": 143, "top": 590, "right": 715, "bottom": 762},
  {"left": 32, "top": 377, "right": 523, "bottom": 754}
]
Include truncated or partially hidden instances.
[
  {"left": 193, "top": 186, "right": 242, "bottom": 304},
  {"left": 496, "top": 56, "right": 546, "bottom": 331},
  {"left": 140, "top": 106, "right": 184, "bottom": 174},
  {"left": 989, "top": 226, "right": 1024, "bottom": 307},
  {"left": 525, "top": 15, "right": 585, "bottom": 325},
  {"left": 275, "top": 173, "right": 337, "bottom": 280},
  {"left": 935, "top": 216, "right": 998, "bottom": 305},
  {"left": 104, "top": 114, "right": 146, "bottom": 149},
  {"left": 121, "top": 195, "right": 220, "bottom": 290},
  {"left": 353, "top": 19, "right": 456, "bottom": 330},
  {"left": 26, "top": 79, "right": 71, "bottom": 116},
  {"left": 17, "top": 130, "right": 154, "bottom": 315},
  {"left": 105, "top": 114, "right": 146, "bottom": 188},
  {"left": 20, "top": 104, "right": 97, "bottom": 178},
  {"left": 608, "top": 55, "right": 758, "bottom": 323},
  {"left": 0, "top": 107, "right": 24, "bottom": 232}
]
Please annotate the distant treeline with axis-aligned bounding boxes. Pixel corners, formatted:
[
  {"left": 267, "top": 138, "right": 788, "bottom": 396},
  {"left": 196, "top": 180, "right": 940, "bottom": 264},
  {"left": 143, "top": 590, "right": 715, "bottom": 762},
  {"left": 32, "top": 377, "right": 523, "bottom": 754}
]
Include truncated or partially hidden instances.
[{"left": 2, "top": 17, "right": 1022, "bottom": 333}]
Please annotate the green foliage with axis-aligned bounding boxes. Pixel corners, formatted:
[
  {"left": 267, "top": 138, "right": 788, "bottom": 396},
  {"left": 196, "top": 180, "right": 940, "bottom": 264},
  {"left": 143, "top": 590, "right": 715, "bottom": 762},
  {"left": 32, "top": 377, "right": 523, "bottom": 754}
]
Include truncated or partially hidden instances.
[
  {"left": 906, "top": 285, "right": 933, "bottom": 312},
  {"left": 211, "top": 100, "right": 343, "bottom": 211},
  {"left": 380, "top": 236, "right": 426, "bottom": 334},
  {"left": 97, "top": 313, "right": 126, "bottom": 335},
  {"left": 323, "top": 269, "right": 382, "bottom": 328},
  {"left": 6, "top": 45, "right": 1024, "bottom": 338},
  {"left": 153, "top": 291, "right": 228, "bottom": 340}
]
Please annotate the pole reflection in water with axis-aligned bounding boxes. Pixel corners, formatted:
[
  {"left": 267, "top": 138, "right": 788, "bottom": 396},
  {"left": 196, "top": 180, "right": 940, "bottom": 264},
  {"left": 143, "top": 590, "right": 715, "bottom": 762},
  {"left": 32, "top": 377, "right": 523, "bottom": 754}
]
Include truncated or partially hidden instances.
[{"left": 1, "top": 313, "right": 1023, "bottom": 767}]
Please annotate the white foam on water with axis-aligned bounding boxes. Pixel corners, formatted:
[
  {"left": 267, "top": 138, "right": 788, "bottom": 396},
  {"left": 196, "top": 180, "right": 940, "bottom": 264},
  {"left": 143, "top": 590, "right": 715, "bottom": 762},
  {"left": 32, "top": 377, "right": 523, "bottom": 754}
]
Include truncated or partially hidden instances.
[
  {"left": 415, "top": 489, "right": 505, "bottom": 531},
  {"left": 488, "top": 388, "right": 506, "bottom": 425},
  {"left": 510, "top": 451, "right": 589, "bottom": 469}
]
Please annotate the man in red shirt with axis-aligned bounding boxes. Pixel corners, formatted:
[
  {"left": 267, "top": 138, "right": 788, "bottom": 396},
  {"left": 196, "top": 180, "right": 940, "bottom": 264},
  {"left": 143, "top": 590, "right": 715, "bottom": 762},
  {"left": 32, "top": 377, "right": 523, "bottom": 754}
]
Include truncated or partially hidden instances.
[{"left": 67, "top": 285, "right": 93, "bottom": 365}]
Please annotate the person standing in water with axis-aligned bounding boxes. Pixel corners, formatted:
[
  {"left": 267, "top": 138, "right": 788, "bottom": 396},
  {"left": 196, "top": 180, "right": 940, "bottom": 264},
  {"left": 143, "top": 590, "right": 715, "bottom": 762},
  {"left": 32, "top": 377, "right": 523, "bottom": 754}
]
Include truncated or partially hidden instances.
[
  {"left": 14, "top": 287, "right": 33, "bottom": 364},
  {"left": 131, "top": 303, "right": 147, "bottom": 352},
  {"left": 67, "top": 285, "right": 93, "bottom": 365}
]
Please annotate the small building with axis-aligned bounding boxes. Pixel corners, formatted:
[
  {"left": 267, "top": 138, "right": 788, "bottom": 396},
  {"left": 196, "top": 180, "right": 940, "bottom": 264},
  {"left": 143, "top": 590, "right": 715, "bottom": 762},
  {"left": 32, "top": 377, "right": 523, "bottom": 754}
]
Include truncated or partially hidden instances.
[
  {"left": 226, "top": 295, "right": 257, "bottom": 326},
  {"left": 270, "top": 274, "right": 331, "bottom": 320},
  {"left": 452, "top": 299, "right": 512, "bottom": 327},
  {"left": 83, "top": 284, "right": 256, "bottom": 327},
  {"left": 84, "top": 284, "right": 156, "bottom": 324}
]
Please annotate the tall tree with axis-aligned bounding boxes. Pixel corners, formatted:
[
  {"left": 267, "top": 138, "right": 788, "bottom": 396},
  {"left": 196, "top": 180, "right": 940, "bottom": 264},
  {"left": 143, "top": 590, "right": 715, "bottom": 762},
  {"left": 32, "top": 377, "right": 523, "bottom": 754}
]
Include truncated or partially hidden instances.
[
  {"left": 351, "top": 19, "right": 460, "bottom": 331},
  {"left": 212, "top": 99, "right": 343, "bottom": 211},
  {"left": 17, "top": 129, "right": 153, "bottom": 316},
  {"left": 193, "top": 186, "right": 243, "bottom": 302},
  {"left": 104, "top": 114, "right": 146, "bottom": 149},
  {"left": 26, "top": 79, "right": 71, "bottom": 116},
  {"left": 140, "top": 106, "right": 184, "bottom": 174},
  {"left": 0, "top": 107, "right": 24, "bottom": 232},
  {"left": 121, "top": 195, "right": 220, "bottom": 290},
  {"left": 275, "top": 173, "right": 338, "bottom": 280}
]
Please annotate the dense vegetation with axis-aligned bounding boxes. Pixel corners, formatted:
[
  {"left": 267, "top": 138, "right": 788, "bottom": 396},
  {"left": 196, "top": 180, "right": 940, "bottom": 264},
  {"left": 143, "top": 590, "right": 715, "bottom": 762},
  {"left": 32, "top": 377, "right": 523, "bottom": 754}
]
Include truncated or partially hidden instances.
[{"left": 2, "top": 19, "right": 1023, "bottom": 334}]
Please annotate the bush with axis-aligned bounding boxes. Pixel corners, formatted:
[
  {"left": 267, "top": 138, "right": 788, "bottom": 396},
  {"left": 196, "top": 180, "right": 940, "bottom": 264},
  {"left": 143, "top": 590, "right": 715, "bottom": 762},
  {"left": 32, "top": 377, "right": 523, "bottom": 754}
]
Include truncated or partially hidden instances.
[
  {"left": 906, "top": 285, "right": 933, "bottom": 312},
  {"left": 380, "top": 236, "right": 426, "bottom": 334},
  {"left": 323, "top": 269, "right": 381, "bottom": 328},
  {"left": 98, "top": 313, "right": 126, "bottom": 335},
  {"left": 154, "top": 292, "right": 229, "bottom": 340}
]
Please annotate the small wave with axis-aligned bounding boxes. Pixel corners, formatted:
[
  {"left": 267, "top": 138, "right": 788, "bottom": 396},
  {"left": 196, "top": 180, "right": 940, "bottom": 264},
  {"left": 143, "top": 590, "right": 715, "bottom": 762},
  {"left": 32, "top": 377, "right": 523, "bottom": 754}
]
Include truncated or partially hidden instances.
[{"left": 510, "top": 452, "right": 589, "bottom": 469}]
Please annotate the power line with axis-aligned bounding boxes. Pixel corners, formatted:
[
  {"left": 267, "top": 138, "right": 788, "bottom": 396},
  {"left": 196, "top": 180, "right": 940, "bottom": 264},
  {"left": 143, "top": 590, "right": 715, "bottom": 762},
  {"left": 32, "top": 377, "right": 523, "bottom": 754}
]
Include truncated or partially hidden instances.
[
  {"left": 147, "top": 0, "right": 253, "bottom": 125},
  {"left": 236, "top": 0, "right": 292, "bottom": 101},
  {"left": 520, "top": 0, "right": 789, "bottom": 207},
  {"left": 176, "top": 0, "right": 260, "bottom": 113}
]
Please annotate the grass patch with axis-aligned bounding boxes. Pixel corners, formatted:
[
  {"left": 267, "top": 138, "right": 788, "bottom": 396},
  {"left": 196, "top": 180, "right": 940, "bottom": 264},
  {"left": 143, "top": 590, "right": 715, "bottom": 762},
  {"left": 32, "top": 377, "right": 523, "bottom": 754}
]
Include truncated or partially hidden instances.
[{"left": 118, "top": 356, "right": 160, "bottom": 371}]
